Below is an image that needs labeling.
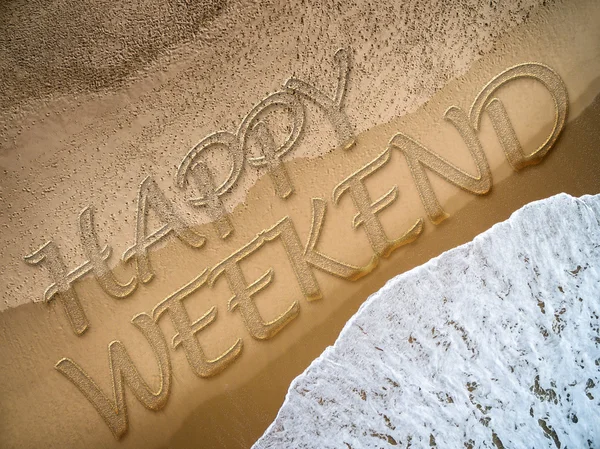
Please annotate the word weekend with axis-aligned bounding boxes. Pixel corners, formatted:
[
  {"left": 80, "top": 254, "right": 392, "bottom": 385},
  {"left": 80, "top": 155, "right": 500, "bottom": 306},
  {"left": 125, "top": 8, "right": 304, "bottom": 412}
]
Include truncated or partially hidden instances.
[{"left": 25, "top": 51, "right": 567, "bottom": 439}]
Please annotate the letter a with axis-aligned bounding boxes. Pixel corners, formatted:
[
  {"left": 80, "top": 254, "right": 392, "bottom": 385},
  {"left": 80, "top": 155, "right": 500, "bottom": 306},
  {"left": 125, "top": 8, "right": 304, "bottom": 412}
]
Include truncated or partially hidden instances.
[{"left": 124, "top": 177, "right": 206, "bottom": 283}]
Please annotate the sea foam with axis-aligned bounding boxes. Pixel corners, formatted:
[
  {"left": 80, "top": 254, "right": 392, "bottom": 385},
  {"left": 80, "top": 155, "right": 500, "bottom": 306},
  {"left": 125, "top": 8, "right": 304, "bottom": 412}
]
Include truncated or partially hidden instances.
[{"left": 255, "top": 193, "right": 600, "bottom": 448}]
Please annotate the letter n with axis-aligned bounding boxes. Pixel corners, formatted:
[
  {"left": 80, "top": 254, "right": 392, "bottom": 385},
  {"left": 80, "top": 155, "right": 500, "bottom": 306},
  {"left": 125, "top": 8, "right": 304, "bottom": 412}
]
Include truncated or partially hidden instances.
[{"left": 389, "top": 106, "right": 492, "bottom": 224}]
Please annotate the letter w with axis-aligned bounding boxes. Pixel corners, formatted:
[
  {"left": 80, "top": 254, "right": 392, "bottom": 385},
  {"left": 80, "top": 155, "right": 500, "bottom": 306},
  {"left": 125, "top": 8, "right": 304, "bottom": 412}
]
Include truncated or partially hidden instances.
[{"left": 55, "top": 313, "right": 171, "bottom": 440}]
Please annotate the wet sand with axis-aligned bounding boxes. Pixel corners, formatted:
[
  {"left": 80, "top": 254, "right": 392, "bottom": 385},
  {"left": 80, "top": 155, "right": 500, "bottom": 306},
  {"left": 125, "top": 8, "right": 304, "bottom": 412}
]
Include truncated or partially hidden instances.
[
  {"left": 1, "top": 84, "right": 599, "bottom": 448},
  {"left": 163, "top": 90, "right": 600, "bottom": 449}
]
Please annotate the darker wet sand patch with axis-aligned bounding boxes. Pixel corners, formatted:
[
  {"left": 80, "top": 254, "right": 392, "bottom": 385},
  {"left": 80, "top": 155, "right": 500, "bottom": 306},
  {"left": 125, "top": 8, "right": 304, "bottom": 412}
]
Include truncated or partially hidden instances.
[{"left": 163, "top": 92, "right": 600, "bottom": 449}]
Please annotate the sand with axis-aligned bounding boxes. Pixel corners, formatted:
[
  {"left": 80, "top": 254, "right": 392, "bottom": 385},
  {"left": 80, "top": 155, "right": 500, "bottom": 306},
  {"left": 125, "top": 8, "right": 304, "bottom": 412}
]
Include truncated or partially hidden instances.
[{"left": 1, "top": 0, "right": 599, "bottom": 448}]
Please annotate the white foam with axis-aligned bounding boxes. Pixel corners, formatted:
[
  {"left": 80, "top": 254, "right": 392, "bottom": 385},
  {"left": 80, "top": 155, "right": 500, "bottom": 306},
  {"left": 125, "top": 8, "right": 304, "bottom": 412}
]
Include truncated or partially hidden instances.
[{"left": 255, "top": 193, "right": 600, "bottom": 448}]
